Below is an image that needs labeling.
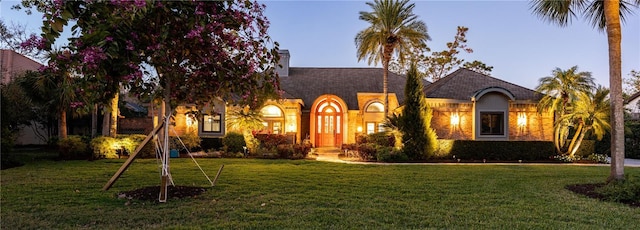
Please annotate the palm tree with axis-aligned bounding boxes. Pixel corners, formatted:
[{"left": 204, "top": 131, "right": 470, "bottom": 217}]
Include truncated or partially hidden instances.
[
  {"left": 19, "top": 50, "right": 81, "bottom": 140},
  {"left": 531, "top": 0, "right": 640, "bottom": 181},
  {"left": 355, "top": 0, "right": 430, "bottom": 115},
  {"left": 226, "top": 105, "right": 265, "bottom": 152},
  {"left": 535, "top": 66, "right": 595, "bottom": 153},
  {"left": 558, "top": 86, "right": 610, "bottom": 157}
]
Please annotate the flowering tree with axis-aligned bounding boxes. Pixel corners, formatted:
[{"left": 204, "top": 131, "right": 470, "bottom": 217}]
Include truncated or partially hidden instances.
[
  {"left": 20, "top": 0, "right": 280, "bottom": 201},
  {"left": 19, "top": 0, "right": 280, "bottom": 136}
]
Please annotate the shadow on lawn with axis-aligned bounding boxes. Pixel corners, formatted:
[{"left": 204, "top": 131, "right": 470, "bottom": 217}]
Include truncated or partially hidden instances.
[{"left": 117, "top": 186, "right": 207, "bottom": 202}]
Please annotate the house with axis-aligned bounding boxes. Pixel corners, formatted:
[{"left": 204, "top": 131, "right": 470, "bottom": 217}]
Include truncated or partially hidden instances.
[
  {"left": 168, "top": 50, "right": 553, "bottom": 148},
  {"left": 0, "top": 49, "right": 47, "bottom": 145},
  {"left": 625, "top": 91, "right": 640, "bottom": 120}
]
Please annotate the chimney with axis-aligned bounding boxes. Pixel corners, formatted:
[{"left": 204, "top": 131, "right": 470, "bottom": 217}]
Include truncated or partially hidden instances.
[{"left": 276, "top": 49, "right": 290, "bottom": 77}]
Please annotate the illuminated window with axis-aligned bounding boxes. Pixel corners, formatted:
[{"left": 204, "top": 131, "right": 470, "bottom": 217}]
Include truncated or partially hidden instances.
[
  {"left": 203, "top": 114, "right": 221, "bottom": 133},
  {"left": 366, "top": 102, "right": 384, "bottom": 112},
  {"left": 260, "top": 105, "right": 284, "bottom": 134},
  {"left": 480, "top": 112, "right": 504, "bottom": 135},
  {"left": 261, "top": 105, "right": 283, "bottom": 117}
]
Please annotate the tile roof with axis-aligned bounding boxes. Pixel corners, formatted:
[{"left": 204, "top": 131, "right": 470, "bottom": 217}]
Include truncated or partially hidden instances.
[
  {"left": 279, "top": 67, "right": 429, "bottom": 110},
  {"left": 423, "top": 68, "right": 542, "bottom": 101}
]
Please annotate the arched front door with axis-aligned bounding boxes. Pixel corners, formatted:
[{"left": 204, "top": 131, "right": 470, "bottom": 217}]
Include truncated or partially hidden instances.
[{"left": 315, "top": 98, "right": 343, "bottom": 147}]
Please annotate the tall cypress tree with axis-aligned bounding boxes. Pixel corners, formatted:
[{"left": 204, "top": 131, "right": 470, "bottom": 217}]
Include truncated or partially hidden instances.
[{"left": 401, "top": 62, "right": 437, "bottom": 160}]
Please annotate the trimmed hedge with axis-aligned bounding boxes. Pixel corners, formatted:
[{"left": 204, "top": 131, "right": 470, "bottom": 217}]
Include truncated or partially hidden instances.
[
  {"left": 222, "top": 132, "right": 245, "bottom": 154},
  {"left": 434, "top": 140, "right": 555, "bottom": 161},
  {"left": 432, "top": 140, "right": 596, "bottom": 161}
]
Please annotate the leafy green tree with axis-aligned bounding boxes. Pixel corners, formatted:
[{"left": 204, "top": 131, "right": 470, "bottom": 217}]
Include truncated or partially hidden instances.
[
  {"left": 559, "top": 86, "right": 611, "bottom": 157},
  {"left": 535, "top": 66, "right": 595, "bottom": 153},
  {"left": 530, "top": 0, "right": 640, "bottom": 182},
  {"left": 423, "top": 26, "right": 473, "bottom": 81},
  {"left": 226, "top": 106, "right": 265, "bottom": 152},
  {"left": 355, "top": 0, "right": 430, "bottom": 114},
  {"left": 624, "top": 70, "right": 640, "bottom": 96},
  {"left": 462, "top": 60, "right": 494, "bottom": 75},
  {"left": 400, "top": 62, "right": 437, "bottom": 160}
]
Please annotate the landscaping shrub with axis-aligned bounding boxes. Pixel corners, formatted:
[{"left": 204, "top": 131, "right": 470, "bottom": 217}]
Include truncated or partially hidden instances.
[
  {"left": 255, "top": 134, "right": 290, "bottom": 150},
  {"left": 201, "top": 138, "right": 223, "bottom": 152},
  {"left": 121, "top": 134, "right": 156, "bottom": 158},
  {"left": 58, "top": 135, "right": 90, "bottom": 160},
  {"left": 357, "top": 143, "right": 378, "bottom": 161},
  {"left": 376, "top": 147, "right": 408, "bottom": 162},
  {"left": 596, "top": 174, "right": 640, "bottom": 204},
  {"left": 292, "top": 143, "right": 311, "bottom": 159},
  {"left": 90, "top": 136, "right": 119, "bottom": 159},
  {"left": 433, "top": 140, "right": 555, "bottom": 161},
  {"left": 277, "top": 144, "right": 294, "bottom": 159},
  {"left": 180, "top": 131, "right": 202, "bottom": 151},
  {"left": 573, "top": 140, "right": 595, "bottom": 158},
  {"left": 367, "top": 132, "right": 395, "bottom": 147},
  {"left": 626, "top": 122, "right": 640, "bottom": 159},
  {"left": 222, "top": 132, "right": 246, "bottom": 154}
]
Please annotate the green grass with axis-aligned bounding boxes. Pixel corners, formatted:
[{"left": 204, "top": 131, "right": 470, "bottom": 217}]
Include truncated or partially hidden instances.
[{"left": 1, "top": 153, "right": 639, "bottom": 229}]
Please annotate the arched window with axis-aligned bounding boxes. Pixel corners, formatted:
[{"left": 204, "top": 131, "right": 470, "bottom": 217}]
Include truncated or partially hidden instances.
[
  {"left": 260, "top": 105, "right": 284, "bottom": 134},
  {"left": 366, "top": 102, "right": 384, "bottom": 112}
]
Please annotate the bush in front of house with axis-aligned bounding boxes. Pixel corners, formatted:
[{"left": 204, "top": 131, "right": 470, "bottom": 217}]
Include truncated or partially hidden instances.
[
  {"left": 222, "top": 132, "right": 246, "bottom": 154},
  {"left": 91, "top": 136, "right": 118, "bottom": 159},
  {"left": 277, "top": 144, "right": 294, "bottom": 159},
  {"left": 356, "top": 143, "right": 378, "bottom": 161},
  {"left": 433, "top": 140, "right": 556, "bottom": 161},
  {"left": 201, "top": 138, "right": 223, "bottom": 152},
  {"left": 255, "top": 134, "right": 290, "bottom": 150},
  {"left": 376, "top": 146, "right": 408, "bottom": 162},
  {"left": 120, "top": 134, "right": 156, "bottom": 158},
  {"left": 168, "top": 132, "right": 202, "bottom": 154},
  {"left": 58, "top": 135, "right": 90, "bottom": 160},
  {"left": 625, "top": 122, "right": 640, "bottom": 159}
]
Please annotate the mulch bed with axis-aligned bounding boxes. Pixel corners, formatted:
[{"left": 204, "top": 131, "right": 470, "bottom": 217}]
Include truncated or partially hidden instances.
[
  {"left": 117, "top": 186, "right": 207, "bottom": 202},
  {"left": 565, "top": 183, "right": 639, "bottom": 208}
]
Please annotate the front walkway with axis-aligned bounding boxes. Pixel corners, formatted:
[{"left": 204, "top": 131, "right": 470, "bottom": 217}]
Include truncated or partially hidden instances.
[{"left": 314, "top": 147, "right": 640, "bottom": 167}]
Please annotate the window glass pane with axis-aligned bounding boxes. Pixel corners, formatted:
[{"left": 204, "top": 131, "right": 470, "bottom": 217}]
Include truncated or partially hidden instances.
[
  {"left": 480, "top": 112, "right": 504, "bottom": 135},
  {"left": 377, "top": 123, "right": 385, "bottom": 133},
  {"left": 273, "top": 122, "right": 281, "bottom": 134},
  {"left": 261, "top": 105, "right": 282, "bottom": 117},
  {"left": 317, "top": 116, "right": 322, "bottom": 133},
  {"left": 366, "top": 102, "right": 384, "bottom": 112},
  {"left": 366, "top": 122, "right": 375, "bottom": 134},
  {"left": 336, "top": 116, "right": 341, "bottom": 134},
  {"left": 203, "top": 114, "right": 221, "bottom": 132}
]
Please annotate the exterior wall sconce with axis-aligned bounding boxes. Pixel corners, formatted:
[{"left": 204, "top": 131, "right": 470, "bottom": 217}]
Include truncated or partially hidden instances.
[
  {"left": 450, "top": 112, "right": 460, "bottom": 126},
  {"left": 357, "top": 126, "right": 363, "bottom": 133},
  {"left": 517, "top": 112, "right": 527, "bottom": 127}
]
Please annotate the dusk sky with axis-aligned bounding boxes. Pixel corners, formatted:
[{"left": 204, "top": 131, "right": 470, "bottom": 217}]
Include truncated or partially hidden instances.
[{"left": 2, "top": 0, "right": 639, "bottom": 90}]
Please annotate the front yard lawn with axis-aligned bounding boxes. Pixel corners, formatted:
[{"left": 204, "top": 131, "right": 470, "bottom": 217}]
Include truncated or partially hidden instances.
[{"left": 1, "top": 155, "right": 639, "bottom": 229}]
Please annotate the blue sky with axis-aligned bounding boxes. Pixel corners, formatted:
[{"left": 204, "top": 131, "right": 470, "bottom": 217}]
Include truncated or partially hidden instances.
[{"left": 2, "top": 0, "right": 639, "bottom": 89}]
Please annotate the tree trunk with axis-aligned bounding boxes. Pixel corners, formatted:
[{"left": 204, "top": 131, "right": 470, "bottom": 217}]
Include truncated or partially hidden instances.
[
  {"left": 568, "top": 128, "right": 587, "bottom": 158},
  {"left": 91, "top": 104, "right": 97, "bottom": 138},
  {"left": 109, "top": 91, "right": 119, "bottom": 138},
  {"left": 566, "top": 122, "right": 583, "bottom": 156},
  {"left": 102, "top": 105, "right": 110, "bottom": 136},
  {"left": 59, "top": 109, "right": 67, "bottom": 139},
  {"left": 604, "top": 0, "right": 625, "bottom": 182},
  {"left": 382, "top": 58, "right": 389, "bottom": 115}
]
